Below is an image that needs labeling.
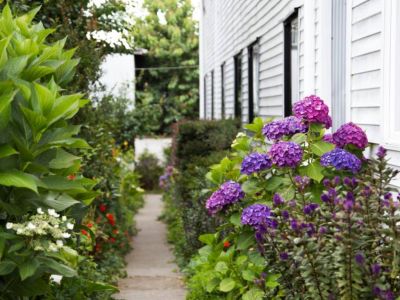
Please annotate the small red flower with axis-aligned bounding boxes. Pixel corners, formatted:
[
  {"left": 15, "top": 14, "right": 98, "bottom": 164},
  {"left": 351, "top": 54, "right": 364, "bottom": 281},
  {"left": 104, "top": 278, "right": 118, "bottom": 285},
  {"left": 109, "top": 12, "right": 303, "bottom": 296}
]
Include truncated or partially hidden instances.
[
  {"left": 109, "top": 237, "right": 116, "bottom": 243},
  {"left": 81, "top": 229, "right": 89, "bottom": 237},
  {"left": 112, "top": 229, "right": 119, "bottom": 235},
  {"left": 99, "top": 203, "right": 107, "bottom": 212},
  {"left": 96, "top": 216, "right": 102, "bottom": 224},
  {"left": 87, "top": 223, "right": 93, "bottom": 228},
  {"left": 106, "top": 213, "right": 116, "bottom": 226},
  {"left": 67, "top": 174, "right": 76, "bottom": 181},
  {"left": 95, "top": 243, "right": 102, "bottom": 252},
  {"left": 223, "top": 241, "right": 231, "bottom": 248}
]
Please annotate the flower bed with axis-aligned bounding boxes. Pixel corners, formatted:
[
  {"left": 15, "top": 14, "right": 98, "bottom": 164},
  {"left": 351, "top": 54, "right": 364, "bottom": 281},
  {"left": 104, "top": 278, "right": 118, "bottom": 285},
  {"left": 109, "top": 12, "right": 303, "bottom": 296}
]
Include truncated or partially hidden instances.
[{"left": 184, "top": 95, "right": 400, "bottom": 299}]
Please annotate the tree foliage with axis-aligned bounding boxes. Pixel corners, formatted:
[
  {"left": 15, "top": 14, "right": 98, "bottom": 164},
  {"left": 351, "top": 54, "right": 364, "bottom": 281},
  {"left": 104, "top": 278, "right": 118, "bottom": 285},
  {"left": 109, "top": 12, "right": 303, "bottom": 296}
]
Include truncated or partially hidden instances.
[{"left": 133, "top": 0, "right": 199, "bottom": 134}]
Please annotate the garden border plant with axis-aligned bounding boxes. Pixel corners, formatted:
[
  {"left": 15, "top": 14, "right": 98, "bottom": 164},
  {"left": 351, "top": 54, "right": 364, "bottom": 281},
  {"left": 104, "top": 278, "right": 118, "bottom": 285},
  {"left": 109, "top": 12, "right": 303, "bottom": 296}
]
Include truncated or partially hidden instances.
[{"left": 182, "top": 95, "right": 400, "bottom": 299}]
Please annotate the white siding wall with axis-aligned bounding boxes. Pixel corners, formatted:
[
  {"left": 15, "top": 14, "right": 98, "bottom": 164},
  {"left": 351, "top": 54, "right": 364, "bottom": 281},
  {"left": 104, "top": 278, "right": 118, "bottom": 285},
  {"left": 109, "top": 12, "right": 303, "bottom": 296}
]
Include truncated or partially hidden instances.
[
  {"left": 348, "top": 0, "right": 383, "bottom": 143},
  {"left": 201, "top": 0, "right": 306, "bottom": 122}
]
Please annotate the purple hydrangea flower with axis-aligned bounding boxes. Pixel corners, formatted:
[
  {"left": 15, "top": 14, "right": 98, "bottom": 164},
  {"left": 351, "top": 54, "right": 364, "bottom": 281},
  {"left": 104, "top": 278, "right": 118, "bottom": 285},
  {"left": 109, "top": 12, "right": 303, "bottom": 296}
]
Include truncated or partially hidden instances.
[
  {"left": 262, "top": 116, "right": 308, "bottom": 141},
  {"left": 377, "top": 146, "right": 387, "bottom": 159},
  {"left": 241, "top": 204, "right": 272, "bottom": 230},
  {"left": 303, "top": 203, "right": 319, "bottom": 215},
  {"left": 320, "top": 148, "right": 362, "bottom": 173},
  {"left": 281, "top": 210, "right": 290, "bottom": 219},
  {"left": 290, "top": 219, "right": 299, "bottom": 231},
  {"left": 293, "top": 95, "right": 332, "bottom": 128},
  {"left": 273, "top": 193, "right": 284, "bottom": 206},
  {"left": 241, "top": 152, "right": 272, "bottom": 175},
  {"left": 323, "top": 134, "right": 334, "bottom": 144},
  {"left": 206, "top": 181, "right": 244, "bottom": 214},
  {"left": 332, "top": 122, "right": 368, "bottom": 150},
  {"left": 269, "top": 141, "right": 303, "bottom": 168}
]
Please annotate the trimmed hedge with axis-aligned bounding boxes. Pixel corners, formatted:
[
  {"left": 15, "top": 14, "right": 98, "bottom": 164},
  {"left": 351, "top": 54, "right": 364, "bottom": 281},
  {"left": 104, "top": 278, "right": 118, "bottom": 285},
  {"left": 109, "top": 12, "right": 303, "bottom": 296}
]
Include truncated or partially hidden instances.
[{"left": 162, "top": 119, "right": 239, "bottom": 267}]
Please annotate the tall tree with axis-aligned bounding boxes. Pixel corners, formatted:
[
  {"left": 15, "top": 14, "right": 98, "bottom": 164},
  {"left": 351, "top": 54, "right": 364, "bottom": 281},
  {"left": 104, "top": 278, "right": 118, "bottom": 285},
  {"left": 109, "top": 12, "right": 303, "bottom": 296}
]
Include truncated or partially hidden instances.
[{"left": 133, "top": 0, "right": 199, "bottom": 134}]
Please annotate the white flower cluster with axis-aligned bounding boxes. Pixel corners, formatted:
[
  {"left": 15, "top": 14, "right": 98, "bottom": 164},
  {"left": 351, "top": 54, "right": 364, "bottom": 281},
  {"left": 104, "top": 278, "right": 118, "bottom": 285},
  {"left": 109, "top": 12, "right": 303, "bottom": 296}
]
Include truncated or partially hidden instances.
[
  {"left": 84, "top": 0, "right": 144, "bottom": 50},
  {"left": 6, "top": 208, "right": 75, "bottom": 253}
]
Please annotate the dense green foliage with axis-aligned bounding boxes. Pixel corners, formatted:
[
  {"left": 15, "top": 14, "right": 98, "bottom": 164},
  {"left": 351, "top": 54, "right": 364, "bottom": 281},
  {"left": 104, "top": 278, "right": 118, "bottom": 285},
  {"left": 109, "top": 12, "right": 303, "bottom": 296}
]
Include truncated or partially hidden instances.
[
  {"left": 133, "top": 0, "right": 199, "bottom": 134},
  {"left": 161, "top": 120, "right": 239, "bottom": 267},
  {"left": 0, "top": 7, "right": 143, "bottom": 299}
]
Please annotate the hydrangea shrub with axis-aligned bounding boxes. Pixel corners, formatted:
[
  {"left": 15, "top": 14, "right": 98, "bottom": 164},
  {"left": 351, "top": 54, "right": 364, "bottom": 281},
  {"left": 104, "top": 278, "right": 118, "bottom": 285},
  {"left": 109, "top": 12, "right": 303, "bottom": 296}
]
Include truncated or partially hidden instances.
[{"left": 187, "top": 95, "right": 400, "bottom": 299}]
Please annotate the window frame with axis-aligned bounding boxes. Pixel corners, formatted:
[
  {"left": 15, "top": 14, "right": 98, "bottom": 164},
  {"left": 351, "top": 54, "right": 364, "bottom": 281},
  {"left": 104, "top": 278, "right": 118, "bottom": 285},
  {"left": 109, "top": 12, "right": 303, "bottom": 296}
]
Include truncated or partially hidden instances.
[
  {"left": 203, "top": 74, "right": 207, "bottom": 119},
  {"left": 283, "top": 8, "right": 299, "bottom": 117},
  {"left": 234, "top": 52, "right": 243, "bottom": 120},
  {"left": 221, "top": 62, "right": 225, "bottom": 119},
  {"left": 247, "top": 39, "right": 260, "bottom": 123}
]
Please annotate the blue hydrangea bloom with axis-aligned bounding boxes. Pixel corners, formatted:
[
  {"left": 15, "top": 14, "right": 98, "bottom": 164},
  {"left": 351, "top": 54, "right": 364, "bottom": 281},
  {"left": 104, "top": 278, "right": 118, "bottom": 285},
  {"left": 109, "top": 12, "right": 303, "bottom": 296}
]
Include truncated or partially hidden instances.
[
  {"left": 206, "top": 181, "right": 244, "bottom": 214},
  {"left": 240, "top": 153, "right": 272, "bottom": 175},
  {"left": 320, "top": 148, "right": 362, "bottom": 173}
]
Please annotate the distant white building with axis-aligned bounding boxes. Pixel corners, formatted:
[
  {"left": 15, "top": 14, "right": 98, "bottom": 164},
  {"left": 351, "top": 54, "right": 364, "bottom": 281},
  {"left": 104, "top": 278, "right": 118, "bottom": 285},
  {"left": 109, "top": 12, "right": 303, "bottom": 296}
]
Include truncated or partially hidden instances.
[
  {"left": 97, "top": 53, "right": 136, "bottom": 108},
  {"left": 200, "top": 0, "right": 400, "bottom": 175}
]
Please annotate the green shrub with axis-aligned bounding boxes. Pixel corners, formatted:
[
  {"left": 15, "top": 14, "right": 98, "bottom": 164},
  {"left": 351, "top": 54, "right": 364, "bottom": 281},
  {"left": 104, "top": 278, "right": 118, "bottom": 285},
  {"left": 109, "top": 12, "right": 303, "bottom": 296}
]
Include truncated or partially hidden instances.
[
  {"left": 0, "top": 5, "right": 103, "bottom": 298},
  {"left": 162, "top": 119, "right": 239, "bottom": 267},
  {"left": 136, "top": 151, "right": 163, "bottom": 191}
]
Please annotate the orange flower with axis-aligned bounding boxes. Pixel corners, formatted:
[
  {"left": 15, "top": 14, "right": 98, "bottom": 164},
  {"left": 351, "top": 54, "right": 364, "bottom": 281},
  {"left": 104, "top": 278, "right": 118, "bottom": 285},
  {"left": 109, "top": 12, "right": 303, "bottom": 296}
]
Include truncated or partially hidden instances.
[
  {"left": 109, "top": 237, "right": 116, "bottom": 243},
  {"left": 112, "top": 229, "right": 119, "bottom": 235},
  {"left": 67, "top": 174, "right": 76, "bottom": 181},
  {"left": 81, "top": 229, "right": 89, "bottom": 237},
  {"left": 99, "top": 203, "right": 107, "bottom": 212},
  {"left": 87, "top": 223, "right": 93, "bottom": 228},
  {"left": 223, "top": 241, "right": 231, "bottom": 248}
]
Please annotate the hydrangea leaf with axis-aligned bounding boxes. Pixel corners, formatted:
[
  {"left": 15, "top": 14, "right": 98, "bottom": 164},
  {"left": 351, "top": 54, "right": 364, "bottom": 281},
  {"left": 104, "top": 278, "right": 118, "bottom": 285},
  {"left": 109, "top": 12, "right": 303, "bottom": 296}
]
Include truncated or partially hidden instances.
[
  {"left": 219, "top": 278, "right": 236, "bottom": 292},
  {"left": 310, "top": 140, "right": 335, "bottom": 156},
  {"left": 302, "top": 161, "right": 324, "bottom": 182},
  {"left": 243, "top": 288, "right": 265, "bottom": 300}
]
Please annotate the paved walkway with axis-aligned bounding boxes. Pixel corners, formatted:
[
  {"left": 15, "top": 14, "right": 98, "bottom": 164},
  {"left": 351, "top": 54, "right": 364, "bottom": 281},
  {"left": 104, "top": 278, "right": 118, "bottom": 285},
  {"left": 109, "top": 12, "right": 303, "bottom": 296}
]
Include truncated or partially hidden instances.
[{"left": 115, "top": 194, "right": 186, "bottom": 300}]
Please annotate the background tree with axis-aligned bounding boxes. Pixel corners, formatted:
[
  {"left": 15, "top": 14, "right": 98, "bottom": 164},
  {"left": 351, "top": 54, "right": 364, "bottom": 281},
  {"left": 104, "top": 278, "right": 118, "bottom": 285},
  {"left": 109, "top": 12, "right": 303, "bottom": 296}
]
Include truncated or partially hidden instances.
[{"left": 133, "top": 0, "right": 199, "bottom": 135}]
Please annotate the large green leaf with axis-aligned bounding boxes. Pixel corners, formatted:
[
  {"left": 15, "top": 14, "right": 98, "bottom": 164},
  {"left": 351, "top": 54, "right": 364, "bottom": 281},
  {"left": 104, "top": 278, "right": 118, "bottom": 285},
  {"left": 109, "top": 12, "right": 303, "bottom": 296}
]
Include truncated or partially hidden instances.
[
  {"left": 219, "top": 278, "right": 236, "bottom": 292},
  {"left": 0, "top": 260, "right": 16, "bottom": 275},
  {"left": 199, "top": 233, "right": 215, "bottom": 246},
  {"left": 241, "top": 179, "right": 262, "bottom": 195},
  {"left": 85, "top": 281, "right": 119, "bottom": 293},
  {"left": 310, "top": 140, "right": 335, "bottom": 156},
  {"left": 0, "top": 144, "right": 18, "bottom": 159},
  {"left": 237, "top": 231, "right": 255, "bottom": 250},
  {"left": 19, "top": 259, "right": 40, "bottom": 281},
  {"left": 49, "top": 149, "right": 80, "bottom": 169},
  {"left": 0, "top": 90, "right": 17, "bottom": 129},
  {"left": 301, "top": 161, "right": 324, "bottom": 182},
  {"left": 242, "top": 288, "right": 265, "bottom": 300},
  {"left": 33, "top": 83, "right": 55, "bottom": 115},
  {"left": 38, "top": 257, "right": 77, "bottom": 277},
  {"left": 0, "top": 170, "right": 38, "bottom": 193},
  {"left": 0, "top": 36, "right": 10, "bottom": 68},
  {"left": 38, "top": 192, "right": 80, "bottom": 211}
]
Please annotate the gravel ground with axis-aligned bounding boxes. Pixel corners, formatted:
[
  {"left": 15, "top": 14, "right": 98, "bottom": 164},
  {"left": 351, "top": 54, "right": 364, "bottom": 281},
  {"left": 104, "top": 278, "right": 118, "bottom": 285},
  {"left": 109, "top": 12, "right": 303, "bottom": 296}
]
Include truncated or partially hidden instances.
[{"left": 115, "top": 194, "right": 186, "bottom": 300}]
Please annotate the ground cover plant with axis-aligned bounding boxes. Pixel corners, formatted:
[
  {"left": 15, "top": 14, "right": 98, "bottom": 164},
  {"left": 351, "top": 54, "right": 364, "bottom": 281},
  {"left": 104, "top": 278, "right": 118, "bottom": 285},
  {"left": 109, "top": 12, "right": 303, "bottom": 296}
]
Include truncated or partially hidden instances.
[{"left": 184, "top": 95, "right": 400, "bottom": 299}]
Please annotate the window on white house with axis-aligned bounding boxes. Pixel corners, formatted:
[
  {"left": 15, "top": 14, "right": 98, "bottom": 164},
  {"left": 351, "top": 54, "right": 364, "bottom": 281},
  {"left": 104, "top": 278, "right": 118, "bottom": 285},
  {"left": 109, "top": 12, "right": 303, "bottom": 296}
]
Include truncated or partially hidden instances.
[
  {"left": 221, "top": 63, "right": 225, "bottom": 119},
  {"left": 234, "top": 53, "right": 242, "bottom": 120},
  {"left": 284, "top": 9, "right": 299, "bottom": 117},
  {"left": 384, "top": 0, "right": 400, "bottom": 146},
  {"left": 248, "top": 40, "right": 260, "bottom": 123}
]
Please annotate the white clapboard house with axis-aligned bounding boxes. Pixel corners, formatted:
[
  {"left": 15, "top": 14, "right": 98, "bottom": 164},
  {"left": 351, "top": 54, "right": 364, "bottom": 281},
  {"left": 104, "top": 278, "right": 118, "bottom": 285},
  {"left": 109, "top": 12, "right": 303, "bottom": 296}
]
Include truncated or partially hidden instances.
[{"left": 199, "top": 0, "right": 400, "bottom": 178}]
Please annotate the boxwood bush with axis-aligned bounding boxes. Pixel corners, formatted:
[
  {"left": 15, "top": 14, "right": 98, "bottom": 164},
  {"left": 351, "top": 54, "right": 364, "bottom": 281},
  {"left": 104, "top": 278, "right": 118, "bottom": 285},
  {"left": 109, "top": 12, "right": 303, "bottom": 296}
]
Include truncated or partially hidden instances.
[{"left": 161, "top": 119, "right": 239, "bottom": 267}]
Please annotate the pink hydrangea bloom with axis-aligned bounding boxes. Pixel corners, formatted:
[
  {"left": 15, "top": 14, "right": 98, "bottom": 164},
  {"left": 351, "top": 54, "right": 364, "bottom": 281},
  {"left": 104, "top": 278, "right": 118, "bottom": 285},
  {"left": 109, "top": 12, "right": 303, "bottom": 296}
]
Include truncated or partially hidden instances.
[
  {"left": 293, "top": 95, "right": 332, "bottom": 129},
  {"left": 332, "top": 122, "right": 368, "bottom": 150}
]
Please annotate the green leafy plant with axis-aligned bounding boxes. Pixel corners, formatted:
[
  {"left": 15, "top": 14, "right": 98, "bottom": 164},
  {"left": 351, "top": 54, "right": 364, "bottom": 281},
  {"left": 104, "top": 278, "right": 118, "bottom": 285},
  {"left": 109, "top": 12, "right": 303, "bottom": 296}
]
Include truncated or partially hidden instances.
[{"left": 0, "top": 6, "right": 118, "bottom": 298}]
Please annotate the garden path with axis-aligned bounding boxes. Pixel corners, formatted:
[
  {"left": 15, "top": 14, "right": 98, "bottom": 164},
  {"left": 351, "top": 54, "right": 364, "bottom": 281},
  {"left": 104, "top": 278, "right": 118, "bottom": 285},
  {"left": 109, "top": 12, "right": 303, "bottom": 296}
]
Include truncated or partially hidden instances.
[{"left": 115, "top": 194, "right": 186, "bottom": 300}]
